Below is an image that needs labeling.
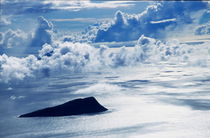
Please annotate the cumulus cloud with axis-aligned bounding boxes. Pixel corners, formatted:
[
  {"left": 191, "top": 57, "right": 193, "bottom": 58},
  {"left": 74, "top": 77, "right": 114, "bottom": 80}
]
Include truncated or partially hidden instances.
[
  {"left": 0, "top": 1, "right": 209, "bottom": 83},
  {"left": 0, "top": 16, "right": 54, "bottom": 55},
  {"left": 195, "top": 23, "right": 210, "bottom": 35},
  {"left": 0, "top": 54, "right": 36, "bottom": 82},
  {"left": 0, "top": 42, "right": 98, "bottom": 82},
  {"left": 0, "top": 29, "right": 28, "bottom": 48},
  {"left": 30, "top": 16, "right": 53, "bottom": 47},
  {"left": 88, "top": 1, "right": 209, "bottom": 42},
  {"left": 1, "top": 35, "right": 210, "bottom": 83},
  {"left": 0, "top": 29, "right": 30, "bottom": 55}
]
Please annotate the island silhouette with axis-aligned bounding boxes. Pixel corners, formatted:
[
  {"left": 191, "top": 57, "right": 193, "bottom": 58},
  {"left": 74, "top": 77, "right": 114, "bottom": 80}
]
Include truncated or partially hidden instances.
[{"left": 19, "top": 97, "right": 108, "bottom": 117}]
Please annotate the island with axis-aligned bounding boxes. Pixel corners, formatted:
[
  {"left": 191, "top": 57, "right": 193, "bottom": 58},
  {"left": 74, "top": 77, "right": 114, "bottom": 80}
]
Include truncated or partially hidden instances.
[{"left": 19, "top": 97, "right": 108, "bottom": 117}]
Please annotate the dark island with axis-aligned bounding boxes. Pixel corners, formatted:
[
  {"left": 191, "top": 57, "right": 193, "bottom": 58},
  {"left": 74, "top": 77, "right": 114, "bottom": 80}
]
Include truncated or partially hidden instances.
[{"left": 19, "top": 97, "right": 108, "bottom": 117}]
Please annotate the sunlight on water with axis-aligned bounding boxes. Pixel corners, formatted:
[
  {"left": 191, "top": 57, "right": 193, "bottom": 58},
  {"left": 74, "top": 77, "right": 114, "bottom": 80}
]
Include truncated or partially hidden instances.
[{"left": 1, "top": 63, "right": 210, "bottom": 138}]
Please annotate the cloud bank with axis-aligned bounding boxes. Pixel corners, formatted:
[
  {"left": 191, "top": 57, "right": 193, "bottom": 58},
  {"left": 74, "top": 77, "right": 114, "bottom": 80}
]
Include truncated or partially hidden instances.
[
  {"left": 0, "top": 1, "right": 210, "bottom": 83},
  {"left": 1, "top": 35, "right": 210, "bottom": 83},
  {"left": 86, "top": 1, "right": 209, "bottom": 42}
]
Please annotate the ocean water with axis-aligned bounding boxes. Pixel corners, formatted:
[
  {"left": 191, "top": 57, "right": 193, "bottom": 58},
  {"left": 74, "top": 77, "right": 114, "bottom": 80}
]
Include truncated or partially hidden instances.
[{"left": 1, "top": 50, "right": 210, "bottom": 138}]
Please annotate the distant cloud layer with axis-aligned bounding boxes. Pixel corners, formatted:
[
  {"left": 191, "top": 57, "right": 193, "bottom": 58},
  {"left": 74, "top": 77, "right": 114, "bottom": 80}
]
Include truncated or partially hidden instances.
[
  {"left": 1, "top": 0, "right": 54, "bottom": 15},
  {"left": 1, "top": 35, "right": 210, "bottom": 83},
  {"left": 89, "top": 1, "right": 209, "bottom": 42},
  {"left": 0, "top": 1, "right": 210, "bottom": 83},
  {"left": 1, "top": 0, "right": 134, "bottom": 15}
]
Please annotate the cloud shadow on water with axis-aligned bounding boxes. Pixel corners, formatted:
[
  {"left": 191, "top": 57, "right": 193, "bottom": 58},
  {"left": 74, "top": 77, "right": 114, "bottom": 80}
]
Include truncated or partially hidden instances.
[
  {"left": 161, "top": 98, "right": 210, "bottom": 111},
  {"left": 111, "top": 79, "right": 151, "bottom": 89}
]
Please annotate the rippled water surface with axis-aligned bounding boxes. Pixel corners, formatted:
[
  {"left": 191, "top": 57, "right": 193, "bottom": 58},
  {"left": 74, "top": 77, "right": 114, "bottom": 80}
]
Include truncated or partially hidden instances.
[{"left": 1, "top": 62, "right": 210, "bottom": 138}]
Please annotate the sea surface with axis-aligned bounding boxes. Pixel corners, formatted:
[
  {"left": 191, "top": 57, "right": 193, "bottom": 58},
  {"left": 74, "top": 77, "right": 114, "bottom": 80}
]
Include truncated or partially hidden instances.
[{"left": 1, "top": 54, "right": 210, "bottom": 138}]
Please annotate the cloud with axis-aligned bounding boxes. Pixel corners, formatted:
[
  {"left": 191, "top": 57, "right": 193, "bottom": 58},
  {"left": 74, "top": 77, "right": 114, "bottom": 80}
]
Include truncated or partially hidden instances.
[
  {"left": 0, "top": 42, "right": 98, "bottom": 82},
  {"left": 85, "top": 1, "right": 209, "bottom": 42},
  {"left": 0, "top": 32, "right": 3, "bottom": 44},
  {"left": 1, "top": 34, "right": 210, "bottom": 83},
  {"left": 0, "top": 29, "right": 29, "bottom": 55},
  {"left": 51, "top": 18, "right": 111, "bottom": 23},
  {"left": 0, "top": 16, "right": 53, "bottom": 55},
  {"left": 0, "top": 1, "right": 210, "bottom": 83},
  {"left": 30, "top": 16, "right": 53, "bottom": 47},
  {"left": 1, "top": 0, "right": 54, "bottom": 15},
  {"left": 43, "top": 0, "right": 134, "bottom": 10},
  {"left": 0, "top": 16, "right": 11, "bottom": 26},
  {"left": 195, "top": 23, "right": 210, "bottom": 35},
  {"left": 0, "top": 54, "right": 36, "bottom": 82},
  {"left": 1, "top": 0, "right": 134, "bottom": 15},
  {"left": 0, "top": 29, "right": 28, "bottom": 48},
  {"left": 150, "top": 18, "right": 176, "bottom": 24}
]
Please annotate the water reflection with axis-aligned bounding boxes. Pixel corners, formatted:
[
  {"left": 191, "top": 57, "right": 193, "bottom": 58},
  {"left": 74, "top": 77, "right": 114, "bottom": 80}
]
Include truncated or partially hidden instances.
[{"left": 1, "top": 64, "right": 210, "bottom": 137}]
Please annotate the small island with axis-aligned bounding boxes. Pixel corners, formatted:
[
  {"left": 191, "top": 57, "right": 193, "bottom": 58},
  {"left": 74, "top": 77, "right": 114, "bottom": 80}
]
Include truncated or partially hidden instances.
[{"left": 19, "top": 97, "right": 108, "bottom": 117}]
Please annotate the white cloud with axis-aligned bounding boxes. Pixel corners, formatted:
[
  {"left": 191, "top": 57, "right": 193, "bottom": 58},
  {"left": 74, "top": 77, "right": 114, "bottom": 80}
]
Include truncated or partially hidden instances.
[
  {"left": 0, "top": 1, "right": 210, "bottom": 84},
  {"left": 88, "top": 1, "right": 209, "bottom": 42},
  {"left": 150, "top": 18, "right": 176, "bottom": 24},
  {"left": 30, "top": 16, "right": 53, "bottom": 47},
  {"left": 0, "top": 0, "right": 134, "bottom": 14},
  {"left": 0, "top": 29, "right": 29, "bottom": 50},
  {"left": 0, "top": 54, "right": 36, "bottom": 82},
  {"left": 195, "top": 23, "right": 210, "bottom": 35},
  {"left": 51, "top": 18, "right": 111, "bottom": 23},
  {"left": 1, "top": 34, "right": 210, "bottom": 83},
  {"left": 0, "top": 16, "right": 11, "bottom": 26},
  {"left": 0, "top": 16, "right": 54, "bottom": 55},
  {"left": 43, "top": 0, "right": 134, "bottom": 10},
  {"left": 82, "top": 1, "right": 135, "bottom": 9}
]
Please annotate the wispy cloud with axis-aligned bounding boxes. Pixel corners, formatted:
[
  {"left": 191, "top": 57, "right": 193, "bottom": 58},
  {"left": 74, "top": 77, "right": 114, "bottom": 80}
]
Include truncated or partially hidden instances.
[
  {"left": 51, "top": 17, "right": 111, "bottom": 23},
  {"left": 1, "top": 0, "right": 135, "bottom": 15},
  {"left": 43, "top": 0, "right": 135, "bottom": 10},
  {"left": 150, "top": 18, "right": 176, "bottom": 24},
  {"left": 0, "top": 16, "right": 11, "bottom": 26}
]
